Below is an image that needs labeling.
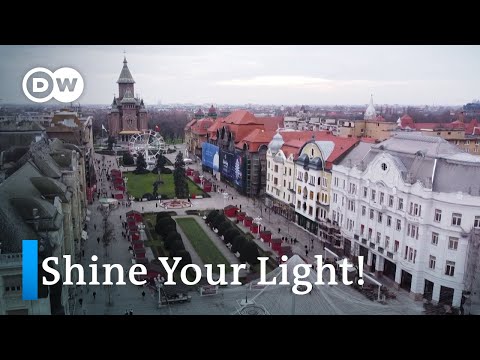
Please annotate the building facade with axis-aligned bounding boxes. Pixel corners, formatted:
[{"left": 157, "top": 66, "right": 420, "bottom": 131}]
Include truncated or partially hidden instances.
[
  {"left": 107, "top": 57, "right": 148, "bottom": 140},
  {"left": 338, "top": 96, "right": 397, "bottom": 141},
  {"left": 293, "top": 136, "right": 359, "bottom": 240},
  {"left": 265, "top": 131, "right": 328, "bottom": 221},
  {"left": 184, "top": 107, "right": 218, "bottom": 160},
  {"left": 399, "top": 114, "right": 480, "bottom": 155},
  {"left": 205, "top": 110, "right": 284, "bottom": 197},
  {"left": 0, "top": 138, "right": 87, "bottom": 315},
  {"left": 330, "top": 133, "right": 480, "bottom": 307}
]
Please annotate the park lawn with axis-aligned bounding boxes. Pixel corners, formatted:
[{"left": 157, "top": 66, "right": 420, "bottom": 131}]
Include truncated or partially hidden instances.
[
  {"left": 176, "top": 217, "right": 232, "bottom": 273},
  {"left": 125, "top": 172, "right": 205, "bottom": 199}
]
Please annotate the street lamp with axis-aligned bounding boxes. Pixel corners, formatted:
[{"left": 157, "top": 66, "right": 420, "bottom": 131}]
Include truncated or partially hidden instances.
[
  {"left": 222, "top": 192, "right": 229, "bottom": 210},
  {"left": 253, "top": 217, "right": 262, "bottom": 239}
]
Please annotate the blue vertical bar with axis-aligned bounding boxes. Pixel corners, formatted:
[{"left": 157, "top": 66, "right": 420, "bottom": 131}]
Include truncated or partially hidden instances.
[{"left": 22, "top": 240, "right": 38, "bottom": 300}]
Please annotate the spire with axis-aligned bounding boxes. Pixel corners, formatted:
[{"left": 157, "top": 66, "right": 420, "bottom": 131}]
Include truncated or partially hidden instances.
[
  {"left": 364, "top": 94, "right": 376, "bottom": 120},
  {"left": 117, "top": 56, "right": 135, "bottom": 84}
]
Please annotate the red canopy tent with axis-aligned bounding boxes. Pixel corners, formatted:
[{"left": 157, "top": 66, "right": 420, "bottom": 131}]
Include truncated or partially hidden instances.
[
  {"left": 114, "top": 193, "right": 124, "bottom": 200},
  {"left": 128, "top": 223, "right": 138, "bottom": 231},
  {"left": 130, "top": 232, "right": 140, "bottom": 241},
  {"left": 133, "top": 242, "right": 144, "bottom": 250},
  {"left": 126, "top": 210, "right": 143, "bottom": 222}
]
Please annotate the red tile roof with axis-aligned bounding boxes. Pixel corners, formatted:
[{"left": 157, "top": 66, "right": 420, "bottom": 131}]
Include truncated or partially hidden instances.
[
  {"left": 207, "top": 111, "right": 284, "bottom": 145},
  {"left": 184, "top": 119, "right": 197, "bottom": 131},
  {"left": 224, "top": 110, "right": 258, "bottom": 125},
  {"left": 320, "top": 136, "right": 359, "bottom": 168},
  {"left": 236, "top": 129, "right": 276, "bottom": 152},
  {"left": 191, "top": 118, "right": 215, "bottom": 135},
  {"left": 206, "top": 117, "right": 225, "bottom": 140},
  {"left": 360, "top": 137, "right": 378, "bottom": 143},
  {"left": 255, "top": 116, "right": 284, "bottom": 131}
]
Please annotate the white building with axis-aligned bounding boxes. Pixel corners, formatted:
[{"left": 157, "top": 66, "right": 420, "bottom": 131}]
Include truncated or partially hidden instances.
[
  {"left": 330, "top": 132, "right": 480, "bottom": 307},
  {"left": 265, "top": 130, "right": 322, "bottom": 221}
]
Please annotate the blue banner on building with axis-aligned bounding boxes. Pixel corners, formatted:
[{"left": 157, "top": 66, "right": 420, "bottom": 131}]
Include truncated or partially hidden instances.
[
  {"left": 202, "top": 143, "right": 220, "bottom": 172},
  {"left": 220, "top": 150, "right": 245, "bottom": 189}
]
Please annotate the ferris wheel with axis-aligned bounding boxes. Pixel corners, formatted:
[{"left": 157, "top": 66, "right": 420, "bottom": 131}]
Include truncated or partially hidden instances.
[{"left": 128, "top": 130, "right": 166, "bottom": 165}]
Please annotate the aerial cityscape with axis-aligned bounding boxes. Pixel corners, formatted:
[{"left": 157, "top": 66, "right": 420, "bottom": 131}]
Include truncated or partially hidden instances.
[{"left": 0, "top": 45, "right": 479, "bottom": 315}]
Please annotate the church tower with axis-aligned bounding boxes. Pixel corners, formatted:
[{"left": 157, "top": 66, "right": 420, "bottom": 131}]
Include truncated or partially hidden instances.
[
  {"left": 107, "top": 56, "right": 148, "bottom": 140},
  {"left": 364, "top": 94, "right": 377, "bottom": 121},
  {"left": 118, "top": 57, "right": 135, "bottom": 99}
]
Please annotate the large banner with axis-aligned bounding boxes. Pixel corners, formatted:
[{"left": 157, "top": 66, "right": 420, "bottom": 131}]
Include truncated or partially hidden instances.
[
  {"left": 202, "top": 142, "right": 220, "bottom": 172},
  {"left": 220, "top": 150, "right": 245, "bottom": 189},
  {"left": 220, "top": 150, "right": 236, "bottom": 181}
]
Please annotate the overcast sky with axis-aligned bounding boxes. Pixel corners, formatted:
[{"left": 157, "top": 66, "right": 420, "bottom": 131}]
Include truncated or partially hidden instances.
[{"left": 0, "top": 45, "right": 479, "bottom": 106}]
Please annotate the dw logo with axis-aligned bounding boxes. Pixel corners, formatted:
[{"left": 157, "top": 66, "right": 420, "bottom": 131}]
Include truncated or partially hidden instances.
[{"left": 22, "top": 67, "right": 84, "bottom": 103}]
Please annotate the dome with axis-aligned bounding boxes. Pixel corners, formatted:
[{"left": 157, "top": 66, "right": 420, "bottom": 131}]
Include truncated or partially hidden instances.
[
  {"left": 364, "top": 95, "right": 376, "bottom": 120},
  {"left": 208, "top": 105, "right": 216, "bottom": 115},
  {"left": 268, "top": 130, "right": 284, "bottom": 153}
]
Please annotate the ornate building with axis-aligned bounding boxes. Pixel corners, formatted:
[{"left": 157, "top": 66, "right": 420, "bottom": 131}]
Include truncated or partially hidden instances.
[{"left": 108, "top": 57, "right": 148, "bottom": 140}]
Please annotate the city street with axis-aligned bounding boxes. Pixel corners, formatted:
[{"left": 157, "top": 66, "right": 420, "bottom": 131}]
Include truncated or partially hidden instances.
[{"left": 73, "top": 146, "right": 416, "bottom": 314}]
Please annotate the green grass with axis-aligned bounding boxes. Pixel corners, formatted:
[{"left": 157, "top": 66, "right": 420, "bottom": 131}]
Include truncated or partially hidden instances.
[
  {"left": 176, "top": 217, "right": 231, "bottom": 273},
  {"left": 124, "top": 172, "right": 206, "bottom": 199}
]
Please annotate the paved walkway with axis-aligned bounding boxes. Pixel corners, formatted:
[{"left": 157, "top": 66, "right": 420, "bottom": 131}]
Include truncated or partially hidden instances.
[
  {"left": 174, "top": 216, "right": 247, "bottom": 280},
  {"left": 76, "top": 153, "right": 160, "bottom": 315}
]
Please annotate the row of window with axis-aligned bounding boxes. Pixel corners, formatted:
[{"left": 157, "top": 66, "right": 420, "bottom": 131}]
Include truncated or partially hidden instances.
[
  {"left": 362, "top": 207, "right": 402, "bottom": 230},
  {"left": 334, "top": 188, "right": 480, "bottom": 228},
  {"left": 267, "top": 161, "right": 293, "bottom": 176},
  {"left": 267, "top": 185, "right": 292, "bottom": 202},
  {"left": 297, "top": 201, "right": 327, "bottom": 218},
  {"left": 429, "top": 256, "right": 456, "bottom": 276}
]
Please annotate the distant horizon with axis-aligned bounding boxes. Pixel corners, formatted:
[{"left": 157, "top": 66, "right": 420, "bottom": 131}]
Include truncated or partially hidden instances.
[
  {"left": 1, "top": 45, "right": 479, "bottom": 106},
  {"left": 0, "top": 101, "right": 468, "bottom": 109}
]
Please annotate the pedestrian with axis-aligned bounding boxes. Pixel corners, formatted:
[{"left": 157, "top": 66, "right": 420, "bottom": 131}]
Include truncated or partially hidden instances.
[
  {"left": 82, "top": 249, "right": 85, "bottom": 257},
  {"left": 120, "top": 215, "right": 122, "bottom": 220},
  {"left": 129, "top": 309, "right": 133, "bottom": 315},
  {"left": 79, "top": 298, "right": 83, "bottom": 307},
  {"left": 304, "top": 245, "right": 308, "bottom": 250},
  {"left": 156, "top": 203, "right": 158, "bottom": 208},
  {"left": 124, "top": 309, "right": 128, "bottom": 315},
  {"left": 311, "top": 238, "right": 314, "bottom": 244},
  {"left": 93, "top": 291, "right": 96, "bottom": 300},
  {"left": 97, "top": 237, "right": 100, "bottom": 244},
  {"left": 142, "top": 290, "right": 146, "bottom": 300},
  {"left": 305, "top": 249, "right": 309, "bottom": 257},
  {"left": 142, "top": 206, "right": 144, "bottom": 212},
  {"left": 94, "top": 224, "right": 96, "bottom": 230}
]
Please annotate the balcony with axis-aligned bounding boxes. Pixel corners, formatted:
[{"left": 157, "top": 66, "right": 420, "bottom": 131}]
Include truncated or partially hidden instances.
[
  {"left": 406, "top": 214, "right": 420, "bottom": 223},
  {"left": 378, "top": 247, "right": 384, "bottom": 254},
  {"left": 387, "top": 251, "right": 394, "bottom": 259},
  {"left": 361, "top": 238, "right": 367, "bottom": 245},
  {"left": 354, "top": 234, "right": 359, "bottom": 240},
  {"left": 369, "top": 242, "right": 376, "bottom": 249}
]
